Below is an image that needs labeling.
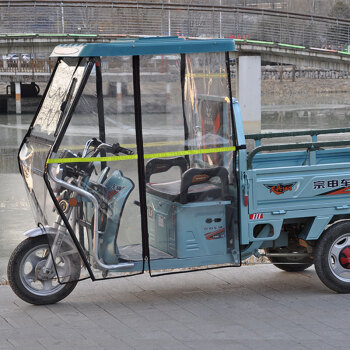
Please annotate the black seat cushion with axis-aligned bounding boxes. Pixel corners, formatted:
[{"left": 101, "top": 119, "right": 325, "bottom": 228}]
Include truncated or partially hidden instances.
[{"left": 146, "top": 180, "right": 222, "bottom": 203}]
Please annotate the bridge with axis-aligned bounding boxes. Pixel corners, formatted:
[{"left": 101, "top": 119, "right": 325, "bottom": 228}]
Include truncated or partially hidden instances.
[
  {"left": 2, "top": 1, "right": 350, "bottom": 119},
  {"left": 2, "top": 1, "right": 350, "bottom": 45},
  {"left": 2, "top": 2, "right": 350, "bottom": 72}
]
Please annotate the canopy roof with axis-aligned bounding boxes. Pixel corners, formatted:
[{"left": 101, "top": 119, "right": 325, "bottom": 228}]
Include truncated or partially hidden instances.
[{"left": 50, "top": 36, "right": 236, "bottom": 57}]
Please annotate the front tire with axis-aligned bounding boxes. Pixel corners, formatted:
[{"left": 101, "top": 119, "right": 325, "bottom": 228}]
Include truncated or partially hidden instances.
[
  {"left": 315, "top": 221, "right": 350, "bottom": 293},
  {"left": 7, "top": 235, "right": 80, "bottom": 305}
]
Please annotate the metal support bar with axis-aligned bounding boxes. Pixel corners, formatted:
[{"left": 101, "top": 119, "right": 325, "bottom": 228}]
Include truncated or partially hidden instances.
[
  {"left": 132, "top": 55, "right": 150, "bottom": 263},
  {"left": 48, "top": 164, "right": 134, "bottom": 271},
  {"left": 247, "top": 140, "right": 350, "bottom": 169},
  {"left": 264, "top": 253, "right": 311, "bottom": 258},
  {"left": 246, "top": 127, "right": 350, "bottom": 141}
]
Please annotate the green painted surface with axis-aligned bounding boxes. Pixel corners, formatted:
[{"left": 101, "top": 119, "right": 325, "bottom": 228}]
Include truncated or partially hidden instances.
[
  {"left": 38, "top": 33, "right": 68, "bottom": 37},
  {"left": 277, "top": 43, "right": 306, "bottom": 49},
  {"left": 338, "top": 50, "right": 350, "bottom": 55},
  {"left": 69, "top": 34, "right": 98, "bottom": 37},
  {"left": 247, "top": 40, "right": 274, "bottom": 45}
]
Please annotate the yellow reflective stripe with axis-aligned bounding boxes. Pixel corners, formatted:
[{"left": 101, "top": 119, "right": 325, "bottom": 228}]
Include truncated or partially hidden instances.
[
  {"left": 46, "top": 146, "right": 236, "bottom": 164},
  {"left": 47, "top": 154, "right": 138, "bottom": 164},
  {"left": 143, "top": 147, "right": 235, "bottom": 159}
]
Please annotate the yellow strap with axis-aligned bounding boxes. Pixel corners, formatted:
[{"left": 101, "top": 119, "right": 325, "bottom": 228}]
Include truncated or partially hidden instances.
[{"left": 46, "top": 146, "right": 236, "bottom": 164}]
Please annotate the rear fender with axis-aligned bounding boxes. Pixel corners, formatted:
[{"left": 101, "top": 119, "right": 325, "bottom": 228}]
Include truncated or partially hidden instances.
[
  {"left": 302, "top": 216, "right": 332, "bottom": 240},
  {"left": 24, "top": 226, "right": 57, "bottom": 238}
]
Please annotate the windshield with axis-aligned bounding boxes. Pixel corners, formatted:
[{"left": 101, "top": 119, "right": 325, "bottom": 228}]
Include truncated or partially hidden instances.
[
  {"left": 31, "top": 58, "right": 89, "bottom": 141},
  {"left": 19, "top": 57, "right": 92, "bottom": 223}
]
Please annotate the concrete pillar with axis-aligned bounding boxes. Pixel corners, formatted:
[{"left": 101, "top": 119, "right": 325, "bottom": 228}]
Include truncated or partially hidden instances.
[
  {"left": 166, "top": 82, "right": 171, "bottom": 100},
  {"left": 117, "top": 82, "right": 122, "bottom": 101},
  {"left": 15, "top": 82, "right": 21, "bottom": 115},
  {"left": 2, "top": 55, "right": 8, "bottom": 69},
  {"left": 237, "top": 55, "right": 261, "bottom": 132},
  {"left": 166, "top": 82, "right": 171, "bottom": 115},
  {"left": 16, "top": 114, "right": 22, "bottom": 146},
  {"left": 117, "top": 82, "right": 122, "bottom": 113}
]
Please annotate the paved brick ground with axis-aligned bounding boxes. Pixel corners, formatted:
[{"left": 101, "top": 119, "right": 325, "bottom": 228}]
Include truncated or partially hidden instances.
[{"left": 0, "top": 264, "right": 350, "bottom": 350}]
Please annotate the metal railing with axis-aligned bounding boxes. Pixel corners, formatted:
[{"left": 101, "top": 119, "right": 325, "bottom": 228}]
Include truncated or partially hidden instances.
[
  {"left": 1, "top": 1, "right": 350, "bottom": 49},
  {"left": 0, "top": 58, "right": 54, "bottom": 72}
]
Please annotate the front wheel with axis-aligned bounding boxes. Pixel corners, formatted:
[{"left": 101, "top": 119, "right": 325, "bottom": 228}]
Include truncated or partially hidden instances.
[
  {"left": 7, "top": 235, "right": 80, "bottom": 305},
  {"left": 315, "top": 221, "right": 350, "bottom": 293}
]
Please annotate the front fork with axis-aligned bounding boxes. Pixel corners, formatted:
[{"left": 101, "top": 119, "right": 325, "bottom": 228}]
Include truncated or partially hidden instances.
[{"left": 42, "top": 206, "right": 75, "bottom": 276}]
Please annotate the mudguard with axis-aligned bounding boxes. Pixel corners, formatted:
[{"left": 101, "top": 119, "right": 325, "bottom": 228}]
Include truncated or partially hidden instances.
[{"left": 23, "top": 226, "right": 57, "bottom": 238}]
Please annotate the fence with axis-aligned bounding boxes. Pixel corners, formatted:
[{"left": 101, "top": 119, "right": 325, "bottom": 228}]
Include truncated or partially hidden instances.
[
  {"left": 1, "top": 1, "right": 350, "bottom": 49},
  {"left": 0, "top": 57, "right": 54, "bottom": 73}
]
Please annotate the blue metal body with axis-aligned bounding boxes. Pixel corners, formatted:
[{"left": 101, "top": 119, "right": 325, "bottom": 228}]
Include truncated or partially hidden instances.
[
  {"left": 147, "top": 194, "right": 230, "bottom": 258},
  {"left": 233, "top": 97, "right": 350, "bottom": 252}
]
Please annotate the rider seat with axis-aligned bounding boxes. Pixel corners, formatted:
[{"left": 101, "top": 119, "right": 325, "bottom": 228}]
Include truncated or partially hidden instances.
[{"left": 145, "top": 157, "right": 229, "bottom": 204}]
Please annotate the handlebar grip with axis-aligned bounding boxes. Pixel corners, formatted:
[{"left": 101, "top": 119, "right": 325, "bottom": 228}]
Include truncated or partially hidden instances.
[
  {"left": 118, "top": 146, "right": 134, "bottom": 155},
  {"left": 109, "top": 143, "right": 133, "bottom": 155},
  {"left": 110, "top": 143, "right": 121, "bottom": 154},
  {"left": 92, "top": 141, "right": 133, "bottom": 156}
]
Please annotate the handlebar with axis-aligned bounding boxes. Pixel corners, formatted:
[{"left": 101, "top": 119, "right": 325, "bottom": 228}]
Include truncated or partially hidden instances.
[
  {"left": 58, "top": 138, "right": 134, "bottom": 179},
  {"left": 88, "top": 138, "right": 134, "bottom": 156}
]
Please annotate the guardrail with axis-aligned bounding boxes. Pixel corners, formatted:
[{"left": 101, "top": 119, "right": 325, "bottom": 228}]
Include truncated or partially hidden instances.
[
  {"left": 0, "top": 58, "right": 54, "bottom": 73},
  {"left": 1, "top": 1, "right": 350, "bottom": 50}
]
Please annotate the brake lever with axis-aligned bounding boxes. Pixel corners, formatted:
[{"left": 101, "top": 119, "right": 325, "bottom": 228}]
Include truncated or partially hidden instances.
[{"left": 90, "top": 138, "right": 102, "bottom": 148}]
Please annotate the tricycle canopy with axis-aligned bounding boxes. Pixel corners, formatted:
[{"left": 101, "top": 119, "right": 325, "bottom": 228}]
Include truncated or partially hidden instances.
[
  {"left": 18, "top": 36, "right": 239, "bottom": 282},
  {"left": 50, "top": 36, "right": 235, "bottom": 57}
]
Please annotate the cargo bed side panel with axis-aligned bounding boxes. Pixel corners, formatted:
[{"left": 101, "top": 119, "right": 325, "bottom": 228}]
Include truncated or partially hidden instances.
[{"left": 249, "top": 163, "right": 350, "bottom": 214}]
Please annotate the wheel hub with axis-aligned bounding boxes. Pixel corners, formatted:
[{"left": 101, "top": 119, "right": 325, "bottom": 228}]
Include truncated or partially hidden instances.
[
  {"left": 339, "top": 246, "right": 350, "bottom": 269},
  {"left": 35, "top": 260, "right": 56, "bottom": 280}
]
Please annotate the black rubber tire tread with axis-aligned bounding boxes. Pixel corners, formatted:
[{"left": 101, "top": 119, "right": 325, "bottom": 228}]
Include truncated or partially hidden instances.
[
  {"left": 265, "top": 248, "right": 313, "bottom": 272},
  {"left": 7, "top": 235, "right": 80, "bottom": 305},
  {"left": 314, "top": 221, "right": 350, "bottom": 293}
]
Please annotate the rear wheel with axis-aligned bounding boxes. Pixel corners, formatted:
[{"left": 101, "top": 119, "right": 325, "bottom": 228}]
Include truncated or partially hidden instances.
[
  {"left": 265, "top": 246, "right": 313, "bottom": 272},
  {"left": 315, "top": 221, "right": 350, "bottom": 293},
  {"left": 7, "top": 235, "right": 80, "bottom": 305}
]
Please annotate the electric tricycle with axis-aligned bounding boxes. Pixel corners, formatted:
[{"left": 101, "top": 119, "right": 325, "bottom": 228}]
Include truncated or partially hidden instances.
[{"left": 7, "top": 37, "right": 350, "bottom": 305}]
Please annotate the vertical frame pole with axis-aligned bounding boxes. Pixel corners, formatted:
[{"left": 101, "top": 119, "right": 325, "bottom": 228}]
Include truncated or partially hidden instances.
[
  {"left": 180, "top": 54, "right": 189, "bottom": 162},
  {"left": 225, "top": 51, "right": 241, "bottom": 265},
  {"left": 132, "top": 55, "right": 150, "bottom": 264},
  {"left": 96, "top": 58, "right": 107, "bottom": 169},
  {"left": 96, "top": 58, "right": 106, "bottom": 143}
]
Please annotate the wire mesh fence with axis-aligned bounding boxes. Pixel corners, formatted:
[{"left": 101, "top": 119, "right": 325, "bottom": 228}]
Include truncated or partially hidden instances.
[{"left": 1, "top": 1, "right": 350, "bottom": 49}]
